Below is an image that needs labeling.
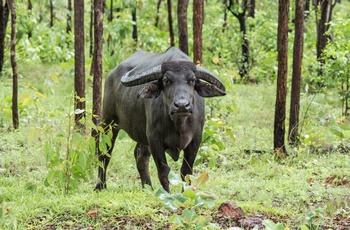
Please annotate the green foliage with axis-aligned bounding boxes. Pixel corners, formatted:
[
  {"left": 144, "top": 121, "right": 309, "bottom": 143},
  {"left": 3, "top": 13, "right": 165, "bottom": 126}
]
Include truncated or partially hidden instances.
[
  {"left": 323, "top": 17, "right": 350, "bottom": 116},
  {"left": 149, "top": 171, "right": 217, "bottom": 229},
  {"left": 150, "top": 171, "right": 216, "bottom": 212},
  {"left": 169, "top": 208, "right": 213, "bottom": 230},
  {"left": 262, "top": 220, "right": 285, "bottom": 230},
  {"left": 43, "top": 109, "right": 97, "bottom": 193}
]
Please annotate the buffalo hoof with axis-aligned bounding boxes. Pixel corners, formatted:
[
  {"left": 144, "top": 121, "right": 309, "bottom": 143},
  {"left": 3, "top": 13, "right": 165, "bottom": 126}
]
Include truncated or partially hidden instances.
[{"left": 94, "top": 182, "right": 106, "bottom": 191}]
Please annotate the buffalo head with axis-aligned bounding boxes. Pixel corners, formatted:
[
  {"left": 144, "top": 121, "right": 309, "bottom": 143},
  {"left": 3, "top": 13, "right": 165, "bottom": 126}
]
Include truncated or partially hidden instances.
[{"left": 121, "top": 61, "right": 226, "bottom": 121}]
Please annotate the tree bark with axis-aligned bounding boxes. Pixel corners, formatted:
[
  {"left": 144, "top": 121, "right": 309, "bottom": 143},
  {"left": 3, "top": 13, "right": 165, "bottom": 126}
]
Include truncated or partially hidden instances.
[
  {"left": 155, "top": 0, "right": 162, "bottom": 27},
  {"left": 288, "top": 0, "right": 304, "bottom": 145},
  {"left": 91, "top": 0, "right": 103, "bottom": 140},
  {"left": 315, "top": 0, "right": 336, "bottom": 66},
  {"left": 89, "top": 0, "right": 93, "bottom": 57},
  {"left": 74, "top": 0, "right": 86, "bottom": 128},
  {"left": 67, "top": 0, "right": 72, "bottom": 33},
  {"left": 0, "top": 0, "right": 9, "bottom": 73},
  {"left": 49, "top": 0, "right": 54, "bottom": 27},
  {"left": 248, "top": 0, "right": 255, "bottom": 18},
  {"left": 304, "top": 0, "right": 310, "bottom": 17},
  {"left": 167, "top": 0, "right": 175, "bottom": 47},
  {"left": 9, "top": 0, "right": 18, "bottom": 129},
  {"left": 108, "top": 0, "right": 113, "bottom": 22},
  {"left": 274, "top": 0, "right": 289, "bottom": 156},
  {"left": 228, "top": 0, "right": 250, "bottom": 80},
  {"left": 222, "top": 0, "right": 228, "bottom": 32},
  {"left": 27, "top": 0, "right": 32, "bottom": 37},
  {"left": 177, "top": 0, "right": 189, "bottom": 55},
  {"left": 193, "top": 0, "right": 203, "bottom": 64},
  {"left": 132, "top": 7, "right": 138, "bottom": 44}
]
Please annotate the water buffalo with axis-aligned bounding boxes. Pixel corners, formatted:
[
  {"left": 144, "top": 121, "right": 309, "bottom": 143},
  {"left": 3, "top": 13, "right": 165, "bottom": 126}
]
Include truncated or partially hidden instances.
[{"left": 95, "top": 47, "right": 226, "bottom": 192}]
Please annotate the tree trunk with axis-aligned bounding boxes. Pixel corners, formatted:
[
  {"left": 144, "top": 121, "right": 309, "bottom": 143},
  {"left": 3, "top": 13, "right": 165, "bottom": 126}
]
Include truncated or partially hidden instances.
[
  {"left": 222, "top": 0, "right": 228, "bottom": 32},
  {"left": 67, "top": 0, "right": 72, "bottom": 33},
  {"left": 288, "top": 0, "right": 304, "bottom": 145},
  {"left": 167, "top": 0, "right": 175, "bottom": 47},
  {"left": 74, "top": 0, "right": 86, "bottom": 129},
  {"left": 132, "top": 7, "right": 138, "bottom": 44},
  {"left": 89, "top": 0, "right": 94, "bottom": 57},
  {"left": 108, "top": 0, "right": 113, "bottom": 22},
  {"left": 0, "top": 0, "right": 9, "bottom": 73},
  {"left": 315, "top": 0, "right": 336, "bottom": 72},
  {"left": 304, "top": 0, "right": 310, "bottom": 17},
  {"left": 248, "top": 0, "right": 255, "bottom": 18},
  {"left": 228, "top": 0, "right": 250, "bottom": 80},
  {"left": 155, "top": 0, "right": 162, "bottom": 27},
  {"left": 274, "top": 0, "right": 289, "bottom": 156},
  {"left": 91, "top": 0, "right": 103, "bottom": 141},
  {"left": 27, "top": 0, "right": 32, "bottom": 37},
  {"left": 177, "top": 0, "right": 189, "bottom": 55},
  {"left": 9, "top": 0, "right": 18, "bottom": 129},
  {"left": 193, "top": 0, "right": 203, "bottom": 64},
  {"left": 49, "top": 0, "right": 54, "bottom": 27}
]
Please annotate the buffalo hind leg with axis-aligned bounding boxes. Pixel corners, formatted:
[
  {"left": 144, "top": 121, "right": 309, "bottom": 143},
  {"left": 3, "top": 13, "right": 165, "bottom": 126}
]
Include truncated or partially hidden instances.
[
  {"left": 134, "top": 143, "right": 152, "bottom": 188},
  {"left": 95, "top": 123, "right": 119, "bottom": 190}
]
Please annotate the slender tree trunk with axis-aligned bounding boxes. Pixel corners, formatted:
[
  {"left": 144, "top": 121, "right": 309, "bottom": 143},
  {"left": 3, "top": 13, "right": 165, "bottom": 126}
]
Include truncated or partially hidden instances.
[
  {"left": 288, "top": 0, "right": 304, "bottom": 145},
  {"left": 193, "top": 0, "right": 203, "bottom": 64},
  {"left": 49, "top": 0, "right": 54, "bottom": 27},
  {"left": 91, "top": 0, "right": 103, "bottom": 141},
  {"left": 90, "top": 0, "right": 93, "bottom": 57},
  {"left": 248, "top": 0, "right": 255, "bottom": 17},
  {"left": 222, "top": 0, "right": 228, "bottom": 32},
  {"left": 74, "top": 0, "right": 86, "bottom": 128},
  {"left": 228, "top": 0, "right": 250, "bottom": 80},
  {"left": 27, "top": 0, "right": 32, "bottom": 38},
  {"left": 238, "top": 14, "right": 249, "bottom": 80},
  {"left": 132, "top": 7, "right": 138, "bottom": 44},
  {"left": 274, "top": 0, "right": 289, "bottom": 156},
  {"left": 108, "top": 0, "right": 113, "bottom": 22},
  {"left": 178, "top": 0, "right": 189, "bottom": 55},
  {"left": 167, "top": 0, "right": 175, "bottom": 47},
  {"left": 9, "top": 0, "right": 18, "bottom": 129},
  {"left": 155, "top": 0, "right": 163, "bottom": 27},
  {"left": 315, "top": 0, "right": 336, "bottom": 75},
  {"left": 304, "top": 0, "right": 310, "bottom": 17},
  {"left": 0, "top": 0, "right": 9, "bottom": 73},
  {"left": 67, "top": 0, "right": 72, "bottom": 33}
]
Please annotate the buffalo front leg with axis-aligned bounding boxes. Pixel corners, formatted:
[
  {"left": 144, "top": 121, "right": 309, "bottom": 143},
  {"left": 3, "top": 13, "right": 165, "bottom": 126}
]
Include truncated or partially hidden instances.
[
  {"left": 134, "top": 143, "right": 152, "bottom": 188},
  {"left": 181, "top": 137, "right": 201, "bottom": 182},
  {"left": 149, "top": 143, "right": 170, "bottom": 192},
  {"left": 95, "top": 124, "right": 119, "bottom": 190}
]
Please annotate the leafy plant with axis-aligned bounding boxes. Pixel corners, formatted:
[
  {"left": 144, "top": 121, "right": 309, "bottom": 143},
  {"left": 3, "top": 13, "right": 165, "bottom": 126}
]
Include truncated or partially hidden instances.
[
  {"left": 169, "top": 208, "right": 213, "bottom": 230},
  {"left": 262, "top": 219, "right": 285, "bottom": 230},
  {"left": 148, "top": 171, "right": 217, "bottom": 229},
  {"left": 42, "top": 102, "right": 104, "bottom": 193},
  {"left": 323, "top": 18, "right": 350, "bottom": 117}
]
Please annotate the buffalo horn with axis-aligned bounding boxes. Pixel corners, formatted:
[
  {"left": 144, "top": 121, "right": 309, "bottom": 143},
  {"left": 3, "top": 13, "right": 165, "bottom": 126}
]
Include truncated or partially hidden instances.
[
  {"left": 121, "top": 65, "right": 163, "bottom": 86},
  {"left": 195, "top": 66, "right": 226, "bottom": 92}
]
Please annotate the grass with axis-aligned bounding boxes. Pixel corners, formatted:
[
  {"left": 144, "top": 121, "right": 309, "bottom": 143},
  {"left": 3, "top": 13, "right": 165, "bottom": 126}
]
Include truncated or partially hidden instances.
[{"left": 1, "top": 63, "right": 349, "bottom": 229}]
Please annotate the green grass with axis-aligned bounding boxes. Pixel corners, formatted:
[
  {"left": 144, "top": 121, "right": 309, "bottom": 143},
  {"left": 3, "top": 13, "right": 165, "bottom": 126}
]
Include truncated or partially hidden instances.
[{"left": 1, "top": 63, "right": 349, "bottom": 229}]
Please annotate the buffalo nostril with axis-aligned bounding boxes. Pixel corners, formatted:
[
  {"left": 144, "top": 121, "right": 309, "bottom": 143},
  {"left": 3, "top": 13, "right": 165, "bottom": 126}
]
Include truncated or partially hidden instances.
[{"left": 174, "top": 100, "right": 190, "bottom": 109}]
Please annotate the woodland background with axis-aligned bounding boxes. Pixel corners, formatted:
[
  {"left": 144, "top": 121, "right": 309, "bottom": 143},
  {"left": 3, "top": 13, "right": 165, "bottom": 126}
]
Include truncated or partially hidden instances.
[{"left": 0, "top": 0, "right": 349, "bottom": 229}]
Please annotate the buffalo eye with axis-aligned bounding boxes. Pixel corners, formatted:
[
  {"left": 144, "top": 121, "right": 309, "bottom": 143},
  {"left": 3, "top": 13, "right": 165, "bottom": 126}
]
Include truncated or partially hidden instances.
[
  {"left": 163, "top": 77, "right": 171, "bottom": 84},
  {"left": 188, "top": 78, "right": 196, "bottom": 85}
]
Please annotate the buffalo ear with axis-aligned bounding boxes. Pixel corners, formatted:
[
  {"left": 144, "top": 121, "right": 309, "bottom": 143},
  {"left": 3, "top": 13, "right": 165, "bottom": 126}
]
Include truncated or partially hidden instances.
[
  {"left": 137, "top": 82, "right": 161, "bottom": 98},
  {"left": 195, "top": 81, "right": 226, "bottom": 97}
]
